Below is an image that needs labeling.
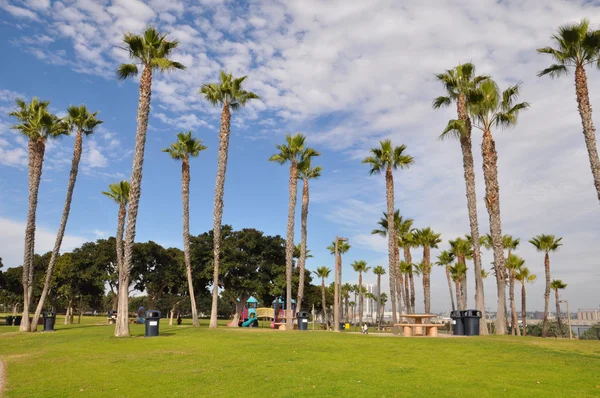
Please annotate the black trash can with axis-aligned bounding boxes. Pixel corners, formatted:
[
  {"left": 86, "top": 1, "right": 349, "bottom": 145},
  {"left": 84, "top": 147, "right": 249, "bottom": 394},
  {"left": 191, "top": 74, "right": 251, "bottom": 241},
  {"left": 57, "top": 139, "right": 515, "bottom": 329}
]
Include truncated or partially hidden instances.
[
  {"left": 145, "top": 310, "right": 161, "bottom": 337},
  {"left": 14, "top": 316, "right": 22, "bottom": 326},
  {"left": 6, "top": 316, "right": 13, "bottom": 326},
  {"left": 297, "top": 311, "right": 309, "bottom": 331},
  {"left": 450, "top": 310, "right": 464, "bottom": 336},
  {"left": 43, "top": 312, "right": 56, "bottom": 332},
  {"left": 463, "top": 309, "right": 482, "bottom": 336}
]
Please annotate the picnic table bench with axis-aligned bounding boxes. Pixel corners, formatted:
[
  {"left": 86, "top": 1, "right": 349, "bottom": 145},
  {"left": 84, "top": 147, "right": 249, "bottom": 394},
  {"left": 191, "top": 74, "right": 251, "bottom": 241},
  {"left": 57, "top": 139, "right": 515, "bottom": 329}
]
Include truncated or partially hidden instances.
[{"left": 395, "top": 314, "right": 442, "bottom": 337}]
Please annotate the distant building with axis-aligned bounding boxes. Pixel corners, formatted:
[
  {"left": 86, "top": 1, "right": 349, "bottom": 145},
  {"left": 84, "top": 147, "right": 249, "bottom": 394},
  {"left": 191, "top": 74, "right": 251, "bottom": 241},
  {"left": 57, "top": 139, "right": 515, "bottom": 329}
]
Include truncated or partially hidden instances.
[
  {"left": 577, "top": 308, "right": 600, "bottom": 321},
  {"left": 364, "top": 284, "right": 377, "bottom": 321}
]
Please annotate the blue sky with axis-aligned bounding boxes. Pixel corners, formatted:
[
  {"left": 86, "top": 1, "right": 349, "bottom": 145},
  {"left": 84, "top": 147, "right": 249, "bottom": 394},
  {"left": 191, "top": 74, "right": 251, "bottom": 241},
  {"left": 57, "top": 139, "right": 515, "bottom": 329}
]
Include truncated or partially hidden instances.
[{"left": 1, "top": 0, "right": 600, "bottom": 312}]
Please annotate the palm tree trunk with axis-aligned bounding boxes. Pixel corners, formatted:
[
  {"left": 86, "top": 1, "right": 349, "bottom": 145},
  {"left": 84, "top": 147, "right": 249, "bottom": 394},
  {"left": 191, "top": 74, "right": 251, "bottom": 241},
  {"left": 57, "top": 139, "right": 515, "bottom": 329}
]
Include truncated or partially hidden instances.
[
  {"left": 376, "top": 275, "right": 381, "bottom": 325},
  {"left": 409, "top": 271, "right": 416, "bottom": 314},
  {"left": 423, "top": 247, "right": 431, "bottom": 318},
  {"left": 359, "top": 274, "right": 364, "bottom": 325},
  {"left": 209, "top": 103, "right": 232, "bottom": 329},
  {"left": 481, "top": 129, "right": 507, "bottom": 335},
  {"left": 542, "top": 252, "right": 551, "bottom": 338},
  {"left": 284, "top": 161, "right": 298, "bottom": 331},
  {"left": 402, "top": 246, "right": 411, "bottom": 313},
  {"left": 118, "top": 66, "right": 153, "bottom": 338},
  {"left": 31, "top": 130, "right": 84, "bottom": 331},
  {"left": 321, "top": 279, "right": 328, "bottom": 330},
  {"left": 394, "top": 246, "right": 403, "bottom": 317},
  {"left": 446, "top": 267, "right": 455, "bottom": 311},
  {"left": 455, "top": 280, "right": 462, "bottom": 311},
  {"left": 296, "top": 178, "right": 309, "bottom": 311},
  {"left": 385, "top": 166, "right": 398, "bottom": 334},
  {"left": 182, "top": 160, "right": 199, "bottom": 327},
  {"left": 114, "top": 202, "right": 126, "bottom": 306},
  {"left": 521, "top": 283, "right": 527, "bottom": 336},
  {"left": 555, "top": 289, "right": 562, "bottom": 332},
  {"left": 574, "top": 65, "right": 600, "bottom": 204},
  {"left": 457, "top": 94, "right": 487, "bottom": 334},
  {"left": 509, "top": 272, "right": 520, "bottom": 336}
]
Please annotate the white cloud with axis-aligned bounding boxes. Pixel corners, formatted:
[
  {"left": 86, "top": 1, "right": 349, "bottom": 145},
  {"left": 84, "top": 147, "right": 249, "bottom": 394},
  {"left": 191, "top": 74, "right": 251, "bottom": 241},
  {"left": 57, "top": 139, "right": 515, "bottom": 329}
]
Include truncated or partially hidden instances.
[
  {"left": 0, "top": 146, "right": 27, "bottom": 167},
  {"left": 0, "top": 1, "right": 39, "bottom": 20},
  {"left": 82, "top": 139, "right": 108, "bottom": 169},
  {"left": 154, "top": 112, "right": 209, "bottom": 130}
]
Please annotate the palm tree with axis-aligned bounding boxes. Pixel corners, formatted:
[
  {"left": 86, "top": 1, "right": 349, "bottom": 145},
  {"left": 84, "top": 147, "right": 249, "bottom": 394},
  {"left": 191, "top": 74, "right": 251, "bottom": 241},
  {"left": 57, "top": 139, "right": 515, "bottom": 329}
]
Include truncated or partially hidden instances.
[
  {"left": 9, "top": 97, "right": 68, "bottom": 332},
  {"left": 30, "top": 105, "right": 102, "bottom": 331},
  {"left": 364, "top": 292, "right": 376, "bottom": 323},
  {"left": 378, "top": 292, "right": 388, "bottom": 327},
  {"left": 436, "top": 250, "right": 456, "bottom": 311},
  {"left": 296, "top": 155, "right": 322, "bottom": 311},
  {"left": 327, "top": 239, "right": 351, "bottom": 325},
  {"left": 399, "top": 232, "right": 417, "bottom": 313},
  {"left": 449, "top": 262, "right": 468, "bottom": 312},
  {"left": 362, "top": 140, "right": 413, "bottom": 333},
  {"left": 372, "top": 265, "right": 386, "bottom": 324},
  {"left": 200, "top": 72, "right": 259, "bottom": 329},
  {"left": 449, "top": 237, "right": 472, "bottom": 310},
  {"left": 447, "top": 80, "right": 529, "bottom": 334},
  {"left": 434, "top": 63, "right": 489, "bottom": 334},
  {"left": 351, "top": 260, "right": 370, "bottom": 325},
  {"left": 505, "top": 254, "right": 524, "bottom": 336},
  {"left": 538, "top": 19, "right": 600, "bottom": 203},
  {"left": 162, "top": 132, "right": 207, "bottom": 327},
  {"left": 102, "top": 181, "right": 130, "bottom": 271},
  {"left": 399, "top": 260, "right": 413, "bottom": 313},
  {"left": 413, "top": 227, "right": 441, "bottom": 315},
  {"left": 342, "top": 283, "right": 352, "bottom": 323},
  {"left": 313, "top": 267, "right": 331, "bottom": 329},
  {"left": 116, "top": 27, "right": 185, "bottom": 337},
  {"left": 550, "top": 279, "right": 568, "bottom": 334},
  {"left": 529, "top": 234, "right": 563, "bottom": 337},
  {"left": 515, "top": 267, "right": 536, "bottom": 336},
  {"left": 270, "top": 134, "right": 318, "bottom": 330}
]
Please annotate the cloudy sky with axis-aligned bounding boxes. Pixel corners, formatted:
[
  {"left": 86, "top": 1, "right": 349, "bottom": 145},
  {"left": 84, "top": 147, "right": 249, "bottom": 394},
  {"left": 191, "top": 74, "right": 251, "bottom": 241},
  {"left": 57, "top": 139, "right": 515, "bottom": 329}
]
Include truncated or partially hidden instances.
[{"left": 1, "top": 0, "right": 599, "bottom": 313}]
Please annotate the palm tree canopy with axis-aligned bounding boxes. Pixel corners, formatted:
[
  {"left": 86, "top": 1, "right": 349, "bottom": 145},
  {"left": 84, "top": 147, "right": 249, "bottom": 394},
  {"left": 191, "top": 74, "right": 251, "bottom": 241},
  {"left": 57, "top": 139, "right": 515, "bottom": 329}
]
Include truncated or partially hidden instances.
[
  {"left": 102, "top": 180, "right": 130, "bottom": 206},
  {"left": 413, "top": 227, "right": 442, "bottom": 249},
  {"left": 503, "top": 235, "right": 521, "bottom": 251},
  {"left": 481, "top": 269, "right": 490, "bottom": 279},
  {"left": 372, "top": 265, "right": 386, "bottom": 276},
  {"left": 537, "top": 19, "right": 600, "bottom": 78},
  {"left": 162, "top": 131, "right": 207, "bottom": 161},
  {"left": 529, "top": 234, "right": 563, "bottom": 253},
  {"left": 465, "top": 234, "right": 487, "bottom": 248},
  {"left": 449, "top": 237, "right": 473, "bottom": 259},
  {"left": 293, "top": 243, "right": 313, "bottom": 259},
  {"left": 505, "top": 254, "right": 525, "bottom": 271},
  {"left": 399, "top": 260, "right": 413, "bottom": 275},
  {"left": 10, "top": 97, "right": 68, "bottom": 141},
  {"left": 550, "top": 279, "right": 568, "bottom": 290},
  {"left": 269, "top": 134, "right": 318, "bottom": 166},
  {"left": 362, "top": 139, "right": 414, "bottom": 175},
  {"left": 199, "top": 70, "right": 260, "bottom": 110},
  {"left": 117, "top": 27, "right": 185, "bottom": 80},
  {"left": 298, "top": 150, "right": 322, "bottom": 180},
  {"left": 515, "top": 267, "right": 536, "bottom": 284},
  {"left": 313, "top": 266, "right": 331, "bottom": 279},
  {"left": 433, "top": 63, "right": 489, "bottom": 107},
  {"left": 412, "top": 261, "right": 425, "bottom": 276},
  {"left": 372, "top": 210, "right": 414, "bottom": 238},
  {"left": 436, "top": 250, "right": 455, "bottom": 267},
  {"left": 327, "top": 240, "right": 351, "bottom": 255},
  {"left": 351, "top": 260, "right": 370, "bottom": 274},
  {"left": 66, "top": 105, "right": 103, "bottom": 135},
  {"left": 449, "top": 262, "right": 468, "bottom": 281}
]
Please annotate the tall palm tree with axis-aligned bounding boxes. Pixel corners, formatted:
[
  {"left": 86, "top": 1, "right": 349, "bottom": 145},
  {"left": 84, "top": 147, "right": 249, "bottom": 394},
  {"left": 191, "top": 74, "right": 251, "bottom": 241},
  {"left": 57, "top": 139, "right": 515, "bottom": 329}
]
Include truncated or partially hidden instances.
[
  {"left": 313, "top": 267, "right": 331, "bottom": 329},
  {"left": 449, "top": 237, "right": 472, "bottom": 310},
  {"left": 515, "top": 267, "right": 536, "bottom": 336},
  {"left": 449, "top": 262, "right": 468, "bottom": 312},
  {"left": 116, "top": 27, "right": 185, "bottom": 337},
  {"left": 200, "top": 71, "right": 259, "bottom": 329},
  {"left": 434, "top": 63, "right": 489, "bottom": 334},
  {"left": 9, "top": 98, "right": 67, "bottom": 332},
  {"left": 538, "top": 19, "right": 600, "bottom": 204},
  {"left": 372, "top": 265, "right": 386, "bottom": 324},
  {"left": 378, "top": 292, "right": 388, "bottom": 327},
  {"left": 342, "top": 283, "right": 353, "bottom": 323},
  {"left": 270, "top": 134, "right": 318, "bottom": 330},
  {"left": 400, "top": 232, "right": 417, "bottom": 313},
  {"left": 550, "top": 279, "right": 568, "bottom": 333},
  {"left": 529, "top": 234, "right": 563, "bottom": 337},
  {"left": 413, "top": 228, "right": 441, "bottom": 315},
  {"left": 362, "top": 140, "right": 413, "bottom": 333},
  {"left": 436, "top": 250, "right": 456, "bottom": 311},
  {"left": 102, "top": 180, "right": 130, "bottom": 277},
  {"left": 327, "top": 239, "right": 350, "bottom": 325},
  {"left": 399, "top": 260, "right": 413, "bottom": 315},
  {"left": 296, "top": 155, "right": 322, "bottom": 311},
  {"left": 30, "top": 105, "right": 103, "bottom": 331},
  {"left": 505, "top": 254, "right": 524, "bottom": 336},
  {"left": 351, "top": 260, "right": 370, "bottom": 325},
  {"left": 162, "top": 131, "right": 207, "bottom": 327},
  {"left": 447, "top": 80, "right": 529, "bottom": 334}
]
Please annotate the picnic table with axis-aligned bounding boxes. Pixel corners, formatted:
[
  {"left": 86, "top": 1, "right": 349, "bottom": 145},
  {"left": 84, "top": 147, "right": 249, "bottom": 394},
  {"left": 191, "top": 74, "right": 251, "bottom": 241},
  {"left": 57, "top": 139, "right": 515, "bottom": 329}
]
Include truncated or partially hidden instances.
[{"left": 395, "top": 314, "right": 442, "bottom": 337}]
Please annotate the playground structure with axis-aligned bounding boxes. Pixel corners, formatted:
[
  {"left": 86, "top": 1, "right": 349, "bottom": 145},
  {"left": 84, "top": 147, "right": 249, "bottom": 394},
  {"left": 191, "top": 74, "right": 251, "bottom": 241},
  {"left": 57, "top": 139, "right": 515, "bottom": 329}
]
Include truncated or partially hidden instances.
[
  {"left": 227, "top": 296, "right": 298, "bottom": 329},
  {"left": 227, "top": 296, "right": 261, "bottom": 327},
  {"left": 270, "top": 297, "right": 297, "bottom": 330}
]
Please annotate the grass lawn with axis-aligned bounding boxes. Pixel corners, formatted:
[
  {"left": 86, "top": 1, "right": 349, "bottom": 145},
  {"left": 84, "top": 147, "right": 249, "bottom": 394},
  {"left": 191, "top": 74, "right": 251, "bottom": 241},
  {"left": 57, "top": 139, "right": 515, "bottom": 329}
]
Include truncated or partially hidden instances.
[{"left": 0, "top": 316, "right": 599, "bottom": 397}]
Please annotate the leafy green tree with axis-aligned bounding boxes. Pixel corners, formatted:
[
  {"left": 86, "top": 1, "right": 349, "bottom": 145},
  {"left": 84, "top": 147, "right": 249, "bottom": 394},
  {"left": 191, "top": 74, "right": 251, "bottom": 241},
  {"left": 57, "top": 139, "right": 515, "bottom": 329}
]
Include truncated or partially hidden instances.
[
  {"left": 313, "top": 266, "right": 331, "bottom": 328},
  {"left": 434, "top": 63, "right": 489, "bottom": 333},
  {"left": 31, "top": 105, "right": 102, "bottom": 331},
  {"left": 9, "top": 98, "right": 68, "bottom": 332},
  {"left": 515, "top": 267, "right": 536, "bottom": 336},
  {"left": 529, "top": 234, "right": 563, "bottom": 337},
  {"left": 116, "top": 27, "right": 185, "bottom": 337},
  {"left": 550, "top": 279, "right": 568, "bottom": 333},
  {"left": 505, "top": 254, "right": 524, "bottom": 336},
  {"left": 0, "top": 266, "right": 23, "bottom": 314},
  {"left": 351, "top": 260, "right": 370, "bottom": 324},
  {"left": 436, "top": 250, "right": 456, "bottom": 311},
  {"left": 163, "top": 131, "right": 207, "bottom": 327},
  {"left": 372, "top": 265, "right": 386, "bottom": 324},
  {"left": 362, "top": 140, "right": 413, "bottom": 332},
  {"left": 413, "top": 227, "right": 441, "bottom": 315},
  {"left": 538, "top": 19, "right": 600, "bottom": 204},
  {"left": 200, "top": 71, "right": 259, "bottom": 329}
]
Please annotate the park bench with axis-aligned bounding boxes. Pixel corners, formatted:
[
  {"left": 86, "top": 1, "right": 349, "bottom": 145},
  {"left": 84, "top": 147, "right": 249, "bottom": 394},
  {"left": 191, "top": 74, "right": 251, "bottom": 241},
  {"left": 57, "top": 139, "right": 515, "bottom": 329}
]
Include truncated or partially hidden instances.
[{"left": 394, "top": 323, "right": 444, "bottom": 337}]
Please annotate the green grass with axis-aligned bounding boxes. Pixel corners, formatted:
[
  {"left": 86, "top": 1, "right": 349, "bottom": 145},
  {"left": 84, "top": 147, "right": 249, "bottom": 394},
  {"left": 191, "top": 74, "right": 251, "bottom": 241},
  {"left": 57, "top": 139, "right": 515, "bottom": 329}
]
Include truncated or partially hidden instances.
[{"left": 0, "top": 316, "right": 599, "bottom": 397}]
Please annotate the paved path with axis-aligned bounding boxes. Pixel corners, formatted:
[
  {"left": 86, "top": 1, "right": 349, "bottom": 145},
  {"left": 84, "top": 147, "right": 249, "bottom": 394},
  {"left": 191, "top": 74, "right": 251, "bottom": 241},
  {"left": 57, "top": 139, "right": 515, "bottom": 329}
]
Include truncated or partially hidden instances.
[{"left": 0, "top": 357, "right": 6, "bottom": 397}]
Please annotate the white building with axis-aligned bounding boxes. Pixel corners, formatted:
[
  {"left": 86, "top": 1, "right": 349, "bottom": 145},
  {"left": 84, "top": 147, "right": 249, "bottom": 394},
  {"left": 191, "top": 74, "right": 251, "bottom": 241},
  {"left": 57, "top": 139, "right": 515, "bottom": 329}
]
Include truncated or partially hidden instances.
[{"left": 364, "top": 284, "right": 378, "bottom": 321}]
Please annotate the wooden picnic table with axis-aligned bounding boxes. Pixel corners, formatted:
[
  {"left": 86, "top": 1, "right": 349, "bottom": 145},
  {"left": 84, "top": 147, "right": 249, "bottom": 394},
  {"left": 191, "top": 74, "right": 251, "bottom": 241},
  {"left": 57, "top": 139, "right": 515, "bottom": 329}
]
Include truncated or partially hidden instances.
[
  {"left": 401, "top": 314, "right": 438, "bottom": 324},
  {"left": 396, "top": 314, "right": 441, "bottom": 337}
]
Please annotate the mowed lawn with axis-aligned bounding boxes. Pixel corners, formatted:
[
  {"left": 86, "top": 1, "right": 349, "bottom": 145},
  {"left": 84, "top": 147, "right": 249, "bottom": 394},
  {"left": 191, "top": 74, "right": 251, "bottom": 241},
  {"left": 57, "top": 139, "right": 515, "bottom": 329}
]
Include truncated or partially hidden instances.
[{"left": 0, "top": 316, "right": 599, "bottom": 397}]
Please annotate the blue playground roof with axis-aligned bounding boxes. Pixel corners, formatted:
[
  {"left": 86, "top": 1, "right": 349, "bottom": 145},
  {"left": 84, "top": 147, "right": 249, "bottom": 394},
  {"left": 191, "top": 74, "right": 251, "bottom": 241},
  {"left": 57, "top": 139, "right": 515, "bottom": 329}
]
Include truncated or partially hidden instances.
[
  {"left": 246, "top": 296, "right": 258, "bottom": 303},
  {"left": 272, "top": 298, "right": 296, "bottom": 304}
]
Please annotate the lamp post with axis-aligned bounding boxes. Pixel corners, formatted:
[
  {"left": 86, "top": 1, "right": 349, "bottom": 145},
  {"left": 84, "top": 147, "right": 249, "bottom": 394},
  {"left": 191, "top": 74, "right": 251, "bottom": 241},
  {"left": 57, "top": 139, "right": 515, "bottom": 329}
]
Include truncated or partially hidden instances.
[
  {"left": 559, "top": 300, "right": 572, "bottom": 339},
  {"left": 333, "top": 236, "right": 348, "bottom": 332}
]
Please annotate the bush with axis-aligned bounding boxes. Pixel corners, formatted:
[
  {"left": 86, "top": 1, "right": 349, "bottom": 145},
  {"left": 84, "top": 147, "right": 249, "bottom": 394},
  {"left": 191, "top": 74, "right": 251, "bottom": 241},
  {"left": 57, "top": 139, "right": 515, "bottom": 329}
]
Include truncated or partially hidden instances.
[
  {"left": 527, "top": 320, "right": 571, "bottom": 337},
  {"left": 579, "top": 324, "right": 600, "bottom": 340}
]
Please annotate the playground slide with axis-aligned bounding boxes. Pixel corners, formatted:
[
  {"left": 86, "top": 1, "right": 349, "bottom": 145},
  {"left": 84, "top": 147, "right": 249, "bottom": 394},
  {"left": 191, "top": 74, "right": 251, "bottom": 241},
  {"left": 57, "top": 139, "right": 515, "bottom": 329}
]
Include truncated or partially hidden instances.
[{"left": 241, "top": 318, "right": 256, "bottom": 327}]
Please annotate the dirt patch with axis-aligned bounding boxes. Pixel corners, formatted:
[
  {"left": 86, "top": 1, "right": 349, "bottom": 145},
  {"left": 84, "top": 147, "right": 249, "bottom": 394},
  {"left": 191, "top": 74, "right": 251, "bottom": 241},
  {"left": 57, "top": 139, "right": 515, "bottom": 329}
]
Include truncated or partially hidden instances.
[{"left": 0, "top": 357, "right": 6, "bottom": 396}]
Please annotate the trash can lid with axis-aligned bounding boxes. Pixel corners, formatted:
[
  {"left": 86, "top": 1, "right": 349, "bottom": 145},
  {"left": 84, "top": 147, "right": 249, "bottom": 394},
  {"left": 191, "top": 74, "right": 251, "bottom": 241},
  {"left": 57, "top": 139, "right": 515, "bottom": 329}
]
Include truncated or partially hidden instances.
[
  {"left": 43, "top": 311, "right": 55, "bottom": 316},
  {"left": 145, "top": 310, "right": 161, "bottom": 318}
]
